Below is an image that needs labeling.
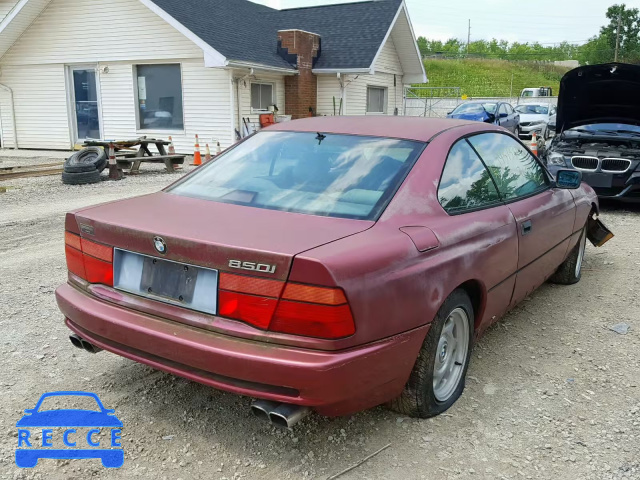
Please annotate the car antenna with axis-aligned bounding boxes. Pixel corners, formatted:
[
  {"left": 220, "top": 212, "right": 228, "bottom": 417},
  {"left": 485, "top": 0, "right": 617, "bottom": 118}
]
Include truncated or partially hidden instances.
[{"left": 316, "top": 132, "right": 326, "bottom": 145}]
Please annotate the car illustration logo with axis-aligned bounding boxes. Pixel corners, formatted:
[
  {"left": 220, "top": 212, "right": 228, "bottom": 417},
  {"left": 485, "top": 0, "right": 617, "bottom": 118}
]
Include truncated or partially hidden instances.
[
  {"left": 15, "top": 391, "right": 124, "bottom": 469},
  {"left": 153, "top": 236, "right": 167, "bottom": 254}
]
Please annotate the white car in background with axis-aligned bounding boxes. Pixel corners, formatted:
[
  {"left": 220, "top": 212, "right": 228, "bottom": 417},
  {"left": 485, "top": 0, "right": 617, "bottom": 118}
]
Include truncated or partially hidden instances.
[{"left": 515, "top": 104, "right": 557, "bottom": 140}]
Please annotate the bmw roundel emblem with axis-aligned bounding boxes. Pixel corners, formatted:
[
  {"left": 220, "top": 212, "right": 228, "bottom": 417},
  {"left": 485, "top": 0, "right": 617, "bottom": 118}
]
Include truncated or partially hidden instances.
[{"left": 153, "top": 236, "right": 167, "bottom": 254}]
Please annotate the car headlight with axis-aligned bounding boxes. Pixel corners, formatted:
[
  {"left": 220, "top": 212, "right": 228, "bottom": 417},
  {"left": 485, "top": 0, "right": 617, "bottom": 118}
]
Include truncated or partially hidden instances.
[
  {"left": 528, "top": 120, "right": 544, "bottom": 126},
  {"left": 548, "top": 153, "right": 566, "bottom": 165}
]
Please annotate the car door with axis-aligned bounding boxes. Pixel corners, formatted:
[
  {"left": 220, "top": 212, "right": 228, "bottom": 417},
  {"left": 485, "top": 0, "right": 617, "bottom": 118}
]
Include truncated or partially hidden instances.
[
  {"left": 436, "top": 138, "right": 519, "bottom": 335},
  {"left": 468, "top": 132, "right": 576, "bottom": 306},
  {"left": 506, "top": 104, "right": 519, "bottom": 132},
  {"left": 496, "top": 103, "right": 509, "bottom": 128}
]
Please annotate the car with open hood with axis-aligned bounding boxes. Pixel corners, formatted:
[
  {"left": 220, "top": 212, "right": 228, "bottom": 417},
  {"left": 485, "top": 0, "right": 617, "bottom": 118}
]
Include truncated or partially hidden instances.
[
  {"left": 447, "top": 102, "right": 520, "bottom": 135},
  {"left": 56, "top": 116, "right": 611, "bottom": 427},
  {"left": 545, "top": 63, "right": 640, "bottom": 201}
]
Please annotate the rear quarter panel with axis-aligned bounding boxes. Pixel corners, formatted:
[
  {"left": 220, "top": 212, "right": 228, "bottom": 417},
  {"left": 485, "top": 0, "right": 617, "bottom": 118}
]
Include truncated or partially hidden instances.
[{"left": 293, "top": 124, "right": 520, "bottom": 345}]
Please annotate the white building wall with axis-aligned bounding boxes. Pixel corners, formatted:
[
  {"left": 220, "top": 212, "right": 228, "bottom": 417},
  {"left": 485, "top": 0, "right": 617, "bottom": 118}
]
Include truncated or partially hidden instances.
[
  {"left": 344, "top": 72, "right": 404, "bottom": 116},
  {"left": 1, "top": 0, "right": 202, "bottom": 66},
  {"left": 1, "top": 64, "right": 70, "bottom": 149},
  {"left": 0, "top": 1, "right": 19, "bottom": 23},
  {"left": 0, "top": 0, "right": 235, "bottom": 150},
  {"left": 316, "top": 75, "right": 342, "bottom": 116},
  {"left": 233, "top": 72, "right": 285, "bottom": 133},
  {"left": 99, "top": 60, "right": 233, "bottom": 153},
  {"left": 373, "top": 36, "right": 403, "bottom": 75},
  {"left": 316, "top": 38, "right": 405, "bottom": 118}
]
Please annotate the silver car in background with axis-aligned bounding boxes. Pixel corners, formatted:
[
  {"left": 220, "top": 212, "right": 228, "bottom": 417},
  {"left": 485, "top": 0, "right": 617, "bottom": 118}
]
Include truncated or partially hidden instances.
[{"left": 515, "top": 103, "right": 557, "bottom": 140}]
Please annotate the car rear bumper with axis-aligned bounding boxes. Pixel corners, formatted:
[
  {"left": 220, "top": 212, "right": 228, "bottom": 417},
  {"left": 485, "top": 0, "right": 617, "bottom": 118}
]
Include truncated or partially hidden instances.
[
  {"left": 56, "top": 283, "right": 428, "bottom": 416},
  {"left": 518, "top": 124, "right": 546, "bottom": 137}
]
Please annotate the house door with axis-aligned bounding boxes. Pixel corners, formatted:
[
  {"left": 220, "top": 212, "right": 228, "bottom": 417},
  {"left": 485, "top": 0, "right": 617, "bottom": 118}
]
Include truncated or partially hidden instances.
[{"left": 69, "top": 67, "right": 102, "bottom": 142}]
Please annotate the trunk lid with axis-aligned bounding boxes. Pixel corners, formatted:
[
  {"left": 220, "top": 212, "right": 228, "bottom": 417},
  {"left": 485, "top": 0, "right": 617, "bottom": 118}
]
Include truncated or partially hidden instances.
[
  {"left": 72, "top": 192, "right": 373, "bottom": 282},
  {"left": 556, "top": 62, "right": 640, "bottom": 133}
]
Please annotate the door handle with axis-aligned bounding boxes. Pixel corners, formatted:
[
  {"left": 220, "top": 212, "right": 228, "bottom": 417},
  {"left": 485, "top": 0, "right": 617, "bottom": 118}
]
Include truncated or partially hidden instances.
[{"left": 521, "top": 220, "right": 533, "bottom": 236}]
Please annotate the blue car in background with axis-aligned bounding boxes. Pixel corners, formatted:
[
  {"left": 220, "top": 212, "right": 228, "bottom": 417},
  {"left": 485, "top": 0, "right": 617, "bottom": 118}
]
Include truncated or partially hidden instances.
[
  {"left": 447, "top": 101, "right": 520, "bottom": 135},
  {"left": 15, "top": 391, "right": 123, "bottom": 468}
]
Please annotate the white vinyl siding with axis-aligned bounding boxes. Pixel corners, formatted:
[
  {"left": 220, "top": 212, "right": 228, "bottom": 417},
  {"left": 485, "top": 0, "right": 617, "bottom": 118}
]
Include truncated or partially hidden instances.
[
  {"left": 316, "top": 75, "right": 343, "bottom": 116},
  {"left": 1, "top": 0, "right": 202, "bottom": 66},
  {"left": 0, "top": 64, "right": 70, "bottom": 149},
  {"left": 99, "top": 60, "right": 233, "bottom": 153},
  {"left": 0, "top": 0, "right": 52, "bottom": 59},
  {"left": 373, "top": 36, "right": 403, "bottom": 75},
  {"left": 0, "top": 1, "right": 19, "bottom": 23},
  {"left": 0, "top": 0, "right": 235, "bottom": 150},
  {"left": 342, "top": 72, "right": 403, "bottom": 116},
  {"left": 235, "top": 72, "right": 285, "bottom": 131}
]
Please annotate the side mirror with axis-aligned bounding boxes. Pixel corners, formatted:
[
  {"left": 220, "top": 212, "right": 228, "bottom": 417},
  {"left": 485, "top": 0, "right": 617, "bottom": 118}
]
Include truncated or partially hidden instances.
[
  {"left": 555, "top": 169, "right": 582, "bottom": 189},
  {"left": 499, "top": 112, "right": 508, "bottom": 118}
]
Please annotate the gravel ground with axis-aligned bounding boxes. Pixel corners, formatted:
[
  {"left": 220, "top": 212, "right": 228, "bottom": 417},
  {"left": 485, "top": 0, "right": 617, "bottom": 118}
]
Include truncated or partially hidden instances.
[{"left": 0, "top": 152, "right": 638, "bottom": 480}]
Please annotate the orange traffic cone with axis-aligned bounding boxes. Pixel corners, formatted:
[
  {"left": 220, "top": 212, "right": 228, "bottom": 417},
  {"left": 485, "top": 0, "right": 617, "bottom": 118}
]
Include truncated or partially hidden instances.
[
  {"left": 205, "top": 143, "right": 212, "bottom": 163},
  {"left": 107, "top": 143, "right": 123, "bottom": 180},
  {"left": 216, "top": 141, "right": 222, "bottom": 155},
  {"left": 192, "top": 134, "right": 202, "bottom": 166},
  {"left": 168, "top": 136, "right": 175, "bottom": 155},
  {"left": 530, "top": 132, "right": 538, "bottom": 156}
]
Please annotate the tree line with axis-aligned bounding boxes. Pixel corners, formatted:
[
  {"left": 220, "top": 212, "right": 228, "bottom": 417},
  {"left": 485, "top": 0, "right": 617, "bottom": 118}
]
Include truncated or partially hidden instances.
[{"left": 418, "top": 4, "right": 640, "bottom": 65}]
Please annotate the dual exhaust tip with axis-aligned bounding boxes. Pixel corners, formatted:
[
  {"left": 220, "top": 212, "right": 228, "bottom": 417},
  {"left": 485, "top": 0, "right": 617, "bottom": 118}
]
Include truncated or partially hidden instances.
[
  {"left": 251, "top": 400, "right": 310, "bottom": 429},
  {"left": 69, "top": 334, "right": 102, "bottom": 354}
]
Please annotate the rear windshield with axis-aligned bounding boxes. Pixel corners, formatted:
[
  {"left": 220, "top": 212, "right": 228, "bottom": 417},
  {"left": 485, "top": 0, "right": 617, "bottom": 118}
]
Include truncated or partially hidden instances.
[
  {"left": 169, "top": 131, "right": 425, "bottom": 220},
  {"left": 453, "top": 103, "right": 496, "bottom": 114},
  {"left": 515, "top": 105, "right": 549, "bottom": 114}
]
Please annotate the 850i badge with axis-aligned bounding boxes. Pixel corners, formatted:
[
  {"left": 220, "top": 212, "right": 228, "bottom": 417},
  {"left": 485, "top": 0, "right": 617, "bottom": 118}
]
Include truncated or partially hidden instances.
[{"left": 228, "top": 260, "right": 276, "bottom": 274}]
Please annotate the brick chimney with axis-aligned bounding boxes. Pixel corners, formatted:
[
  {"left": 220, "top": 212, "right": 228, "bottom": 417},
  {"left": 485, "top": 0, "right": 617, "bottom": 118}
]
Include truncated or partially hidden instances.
[{"left": 277, "top": 29, "right": 321, "bottom": 120}]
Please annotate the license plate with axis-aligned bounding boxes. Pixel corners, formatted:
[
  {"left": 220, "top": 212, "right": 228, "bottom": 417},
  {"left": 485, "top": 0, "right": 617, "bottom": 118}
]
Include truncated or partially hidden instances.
[
  {"left": 582, "top": 173, "right": 613, "bottom": 188},
  {"left": 113, "top": 249, "right": 218, "bottom": 314},
  {"left": 141, "top": 256, "right": 198, "bottom": 303}
]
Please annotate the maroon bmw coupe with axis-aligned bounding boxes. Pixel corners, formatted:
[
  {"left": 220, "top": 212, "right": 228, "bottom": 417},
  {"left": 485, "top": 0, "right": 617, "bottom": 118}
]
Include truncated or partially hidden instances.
[{"left": 56, "top": 117, "right": 611, "bottom": 427}]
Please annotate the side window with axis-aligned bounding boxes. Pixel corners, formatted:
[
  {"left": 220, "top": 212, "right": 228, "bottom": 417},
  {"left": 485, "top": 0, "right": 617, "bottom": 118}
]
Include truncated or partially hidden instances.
[
  {"left": 438, "top": 140, "right": 502, "bottom": 214},
  {"left": 506, "top": 104, "right": 514, "bottom": 114},
  {"left": 468, "top": 133, "right": 548, "bottom": 200},
  {"left": 499, "top": 104, "right": 508, "bottom": 116}
]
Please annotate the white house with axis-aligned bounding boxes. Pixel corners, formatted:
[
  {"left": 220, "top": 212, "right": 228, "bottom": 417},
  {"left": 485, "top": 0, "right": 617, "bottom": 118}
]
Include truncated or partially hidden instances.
[{"left": 0, "top": 0, "right": 426, "bottom": 152}]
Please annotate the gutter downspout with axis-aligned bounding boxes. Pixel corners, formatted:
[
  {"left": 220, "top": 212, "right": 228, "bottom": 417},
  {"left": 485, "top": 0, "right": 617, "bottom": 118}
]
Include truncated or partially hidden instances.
[
  {"left": 234, "top": 69, "right": 254, "bottom": 137},
  {"left": 0, "top": 83, "right": 18, "bottom": 149}
]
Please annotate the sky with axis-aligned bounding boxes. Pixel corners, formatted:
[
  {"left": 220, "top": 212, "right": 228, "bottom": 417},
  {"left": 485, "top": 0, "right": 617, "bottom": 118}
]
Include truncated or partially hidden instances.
[{"left": 252, "top": 0, "right": 640, "bottom": 46}]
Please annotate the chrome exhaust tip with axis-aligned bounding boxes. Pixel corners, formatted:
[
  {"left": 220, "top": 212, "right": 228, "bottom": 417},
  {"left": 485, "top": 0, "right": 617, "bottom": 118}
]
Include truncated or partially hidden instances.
[
  {"left": 250, "top": 400, "right": 281, "bottom": 422},
  {"left": 69, "top": 334, "right": 84, "bottom": 350},
  {"left": 269, "top": 404, "right": 311, "bottom": 429}
]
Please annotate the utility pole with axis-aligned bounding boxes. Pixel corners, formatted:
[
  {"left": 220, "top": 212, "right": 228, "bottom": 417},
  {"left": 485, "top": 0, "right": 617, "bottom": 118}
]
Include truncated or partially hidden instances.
[
  {"left": 466, "top": 19, "right": 471, "bottom": 57},
  {"left": 614, "top": 12, "right": 622, "bottom": 62}
]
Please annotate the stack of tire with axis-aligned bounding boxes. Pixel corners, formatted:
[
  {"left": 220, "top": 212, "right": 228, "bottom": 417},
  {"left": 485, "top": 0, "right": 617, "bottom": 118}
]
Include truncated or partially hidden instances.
[{"left": 62, "top": 147, "right": 107, "bottom": 185}]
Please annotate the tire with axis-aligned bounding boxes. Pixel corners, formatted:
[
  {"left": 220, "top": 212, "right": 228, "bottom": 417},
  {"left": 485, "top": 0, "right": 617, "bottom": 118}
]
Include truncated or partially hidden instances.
[
  {"left": 549, "top": 226, "right": 587, "bottom": 285},
  {"left": 389, "top": 289, "right": 474, "bottom": 418},
  {"left": 63, "top": 147, "right": 107, "bottom": 173},
  {"left": 543, "top": 126, "right": 550, "bottom": 141},
  {"left": 61, "top": 170, "right": 102, "bottom": 185},
  {"left": 514, "top": 126, "right": 520, "bottom": 136}
]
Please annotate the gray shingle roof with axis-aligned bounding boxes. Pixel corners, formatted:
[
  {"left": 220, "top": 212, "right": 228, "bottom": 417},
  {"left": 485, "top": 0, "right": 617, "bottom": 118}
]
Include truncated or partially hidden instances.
[{"left": 150, "top": 0, "right": 403, "bottom": 70}]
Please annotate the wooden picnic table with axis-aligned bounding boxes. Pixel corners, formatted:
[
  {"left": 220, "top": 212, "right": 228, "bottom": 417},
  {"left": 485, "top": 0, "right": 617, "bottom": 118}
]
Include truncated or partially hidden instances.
[{"left": 83, "top": 137, "right": 185, "bottom": 173}]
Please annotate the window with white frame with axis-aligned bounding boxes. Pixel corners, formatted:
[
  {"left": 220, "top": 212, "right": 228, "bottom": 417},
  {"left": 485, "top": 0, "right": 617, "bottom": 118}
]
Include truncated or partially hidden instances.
[
  {"left": 366, "top": 86, "right": 387, "bottom": 114},
  {"left": 135, "top": 64, "right": 184, "bottom": 130},
  {"left": 251, "top": 82, "right": 274, "bottom": 111}
]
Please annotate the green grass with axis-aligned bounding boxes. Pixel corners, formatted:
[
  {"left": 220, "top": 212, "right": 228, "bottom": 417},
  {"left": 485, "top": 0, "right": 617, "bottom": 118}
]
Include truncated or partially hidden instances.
[{"left": 417, "top": 59, "right": 571, "bottom": 98}]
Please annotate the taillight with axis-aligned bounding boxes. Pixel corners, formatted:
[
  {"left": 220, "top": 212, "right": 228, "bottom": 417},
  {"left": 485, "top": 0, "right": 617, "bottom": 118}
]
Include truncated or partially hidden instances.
[
  {"left": 271, "top": 284, "right": 355, "bottom": 339},
  {"left": 64, "top": 232, "right": 113, "bottom": 286},
  {"left": 217, "top": 272, "right": 355, "bottom": 339}
]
